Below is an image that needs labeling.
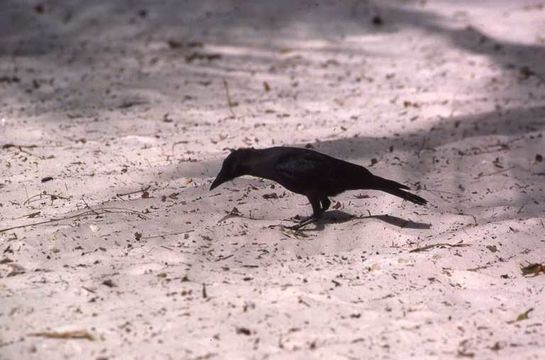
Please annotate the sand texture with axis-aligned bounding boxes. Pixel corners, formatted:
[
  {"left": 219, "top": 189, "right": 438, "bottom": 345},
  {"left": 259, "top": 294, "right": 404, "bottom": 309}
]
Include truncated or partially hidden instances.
[{"left": 1, "top": 1, "right": 544, "bottom": 359}]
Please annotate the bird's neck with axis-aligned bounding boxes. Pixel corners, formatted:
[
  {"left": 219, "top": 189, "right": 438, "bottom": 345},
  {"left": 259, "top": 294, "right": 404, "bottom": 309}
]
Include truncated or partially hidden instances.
[{"left": 241, "top": 156, "right": 275, "bottom": 182}]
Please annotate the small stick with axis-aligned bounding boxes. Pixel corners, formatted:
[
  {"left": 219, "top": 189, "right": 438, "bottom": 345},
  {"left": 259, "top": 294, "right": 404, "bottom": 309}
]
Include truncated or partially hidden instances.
[
  {"left": 410, "top": 241, "right": 470, "bottom": 253},
  {"left": 81, "top": 197, "right": 100, "bottom": 216},
  {"left": 474, "top": 166, "right": 515, "bottom": 179},
  {"left": 29, "top": 330, "right": 94, "bottom": 341},
  {"left": 223, "top": 79, "right": 236, "bottom": 118},
  {"left": 81, "top": 286, "right": 96, "bottom": 294},
  {"left": 215, "top": 254, "right": 234, "bottom": 262},
  {"left": 141, "top": 230, "right": 194, "bottom": 240},
  {"left": 2, "top": 144, "right": 38, "bottom": 150},
  {"left": 17, "top": 147, "right": 47, "bottom": 159},
  {"left": 23, "top": 192, "right": 70, "bottom": 206},
  {"left": 116, "top": 185, "right": 151, "bottom": 198}
]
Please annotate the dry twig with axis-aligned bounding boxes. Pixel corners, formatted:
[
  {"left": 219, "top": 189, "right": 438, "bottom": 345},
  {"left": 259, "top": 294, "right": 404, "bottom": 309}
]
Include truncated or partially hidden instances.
[
  {"left": 410, "top": 241, "right": 469, "bottom": 253},
  {"left": 0, "top": 207, "right": 147, "bottom": 233},
  {"left": 29, "top": 330, "right": 95, "bottom": 341},
  {"left": 116, "top": 185, "right": 151, "bottom": 198}
]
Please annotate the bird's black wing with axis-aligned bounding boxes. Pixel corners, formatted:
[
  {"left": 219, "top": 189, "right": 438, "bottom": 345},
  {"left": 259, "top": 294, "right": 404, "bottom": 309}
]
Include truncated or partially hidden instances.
[{"left": 273, "top": 150, "right": 348, "bottom": 195}]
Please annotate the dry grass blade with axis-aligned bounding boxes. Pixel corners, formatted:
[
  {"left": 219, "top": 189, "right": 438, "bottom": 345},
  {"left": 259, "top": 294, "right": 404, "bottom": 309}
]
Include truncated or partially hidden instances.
[
  {"left": 30, "top": 330, "right": 95, "bottom": 341},
  {"left": 410, "top": 241, "right": 470, "bottom": 253}
]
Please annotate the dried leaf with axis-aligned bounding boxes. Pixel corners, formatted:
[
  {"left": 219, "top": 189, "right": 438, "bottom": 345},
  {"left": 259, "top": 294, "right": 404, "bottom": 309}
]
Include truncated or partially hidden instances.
[
  {"left": 236, "top": 327, "right": 252, "bottom": 336},
  {"left": 521, "top": 263, "right": 545, "bottom": 276},
  {"left": 516, "top": 308, "right": 533, "bottom": 322},
  {"left": 354, "top": 194, "right": 370, "bottom": 199},
  {"left": 262, "top": 193, "right": 278, "bottom": 199},
  {"left": 0, "top": 258, "right": 13, "bottom": 264},
  {"left": 167, "top": 39, "right": 183, "bottom": 49},
  {"left": 102, "top": 279, "right": 116, "bottom": 288},
  {"left": 185, "top": 52, "right": 221, "bottom": 63},
  {"left": 486, "top": 245, "right": 497, "bottom": 253},
  {"left": 27, "top": 211, "right": 41, "bottom": 218}
]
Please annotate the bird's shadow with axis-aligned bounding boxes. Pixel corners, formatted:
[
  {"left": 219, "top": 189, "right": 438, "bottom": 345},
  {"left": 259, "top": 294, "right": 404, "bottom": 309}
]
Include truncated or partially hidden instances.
[{"left": 294, "top": 210, "right": 431, "bottom": 231}]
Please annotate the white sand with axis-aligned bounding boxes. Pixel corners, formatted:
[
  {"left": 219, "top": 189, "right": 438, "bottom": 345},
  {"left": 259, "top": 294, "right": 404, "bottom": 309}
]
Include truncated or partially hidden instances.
[{"left": 1, "top": 0, "right": 544, "bottom": 359}]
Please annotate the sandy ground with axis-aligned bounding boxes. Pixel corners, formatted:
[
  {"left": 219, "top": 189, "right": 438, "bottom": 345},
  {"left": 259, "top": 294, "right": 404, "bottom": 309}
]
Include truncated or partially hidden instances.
[{"left": 1, "top": 0, "right": 545, "bottom": 359}]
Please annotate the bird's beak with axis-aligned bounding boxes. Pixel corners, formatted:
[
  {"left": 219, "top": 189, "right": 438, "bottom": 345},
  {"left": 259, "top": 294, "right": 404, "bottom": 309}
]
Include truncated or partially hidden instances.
[{"left": 210, "top": 172, "right": 229, "bottom": 190}]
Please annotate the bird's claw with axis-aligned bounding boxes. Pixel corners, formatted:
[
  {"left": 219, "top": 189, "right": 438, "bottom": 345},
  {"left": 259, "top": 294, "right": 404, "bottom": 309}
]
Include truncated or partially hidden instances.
[{"left": 285, "top": 216, "right": 317, "bottom": 230}]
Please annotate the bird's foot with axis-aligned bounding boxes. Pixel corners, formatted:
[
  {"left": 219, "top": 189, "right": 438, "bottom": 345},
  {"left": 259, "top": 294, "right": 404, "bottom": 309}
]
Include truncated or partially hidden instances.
[{"left": 285, "top": 215, "right": 318, "bottom": 230}]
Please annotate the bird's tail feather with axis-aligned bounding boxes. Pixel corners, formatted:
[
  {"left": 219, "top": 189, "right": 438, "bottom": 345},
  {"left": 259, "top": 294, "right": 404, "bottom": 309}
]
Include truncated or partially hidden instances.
[{"left": 371, "top": 176, "right": 427, "bottom": 205}]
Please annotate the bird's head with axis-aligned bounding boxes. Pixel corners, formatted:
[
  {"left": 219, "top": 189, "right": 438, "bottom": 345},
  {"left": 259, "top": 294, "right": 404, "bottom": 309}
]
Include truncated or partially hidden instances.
[{"left": 210, "top": 148, "right": 254, "bottom": 190}]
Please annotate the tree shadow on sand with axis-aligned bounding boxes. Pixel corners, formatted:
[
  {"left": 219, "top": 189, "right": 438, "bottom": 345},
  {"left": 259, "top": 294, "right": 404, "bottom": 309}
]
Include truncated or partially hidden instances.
[{"left": 1, "top": 0, "right": 543, "bottom": 229}]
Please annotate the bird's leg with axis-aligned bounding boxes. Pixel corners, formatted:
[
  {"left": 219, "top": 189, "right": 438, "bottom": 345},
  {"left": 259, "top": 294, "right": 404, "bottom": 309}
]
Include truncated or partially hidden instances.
[
  {"left": 320, "top": 197, "right": 331, "bottom": 211},
  {"left": 287, "top": 197, "right": 323, "bottom": 230}
]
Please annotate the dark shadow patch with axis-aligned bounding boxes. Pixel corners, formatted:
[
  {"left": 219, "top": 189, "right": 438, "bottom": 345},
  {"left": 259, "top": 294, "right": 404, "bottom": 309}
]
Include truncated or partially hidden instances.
[
  {"left": 293, "top": 210, "right": 431, "bottom": 231},
  {"left": 361, "top": 214, "right": 431, "bottom": 230}
]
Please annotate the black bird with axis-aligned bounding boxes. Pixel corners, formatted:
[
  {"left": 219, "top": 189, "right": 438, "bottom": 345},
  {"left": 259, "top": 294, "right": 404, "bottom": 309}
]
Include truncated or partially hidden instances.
[{"left": 210, "top": 147, "right": 427, "bottom": 228}]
